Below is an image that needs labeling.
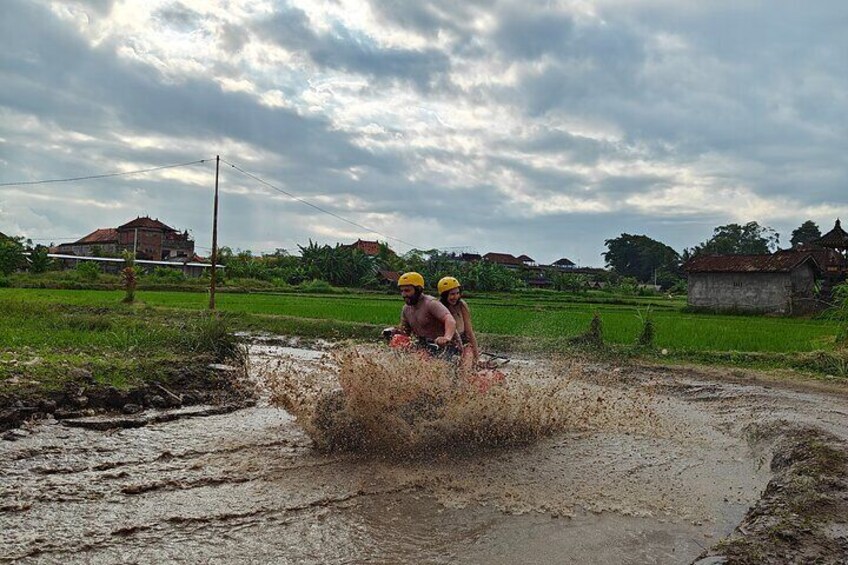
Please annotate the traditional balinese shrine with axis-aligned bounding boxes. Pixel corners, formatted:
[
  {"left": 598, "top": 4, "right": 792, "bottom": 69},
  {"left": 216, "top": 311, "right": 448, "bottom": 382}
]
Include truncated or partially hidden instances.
[{"left": 809, "top": 219, "right": 848, "bottom": 299}]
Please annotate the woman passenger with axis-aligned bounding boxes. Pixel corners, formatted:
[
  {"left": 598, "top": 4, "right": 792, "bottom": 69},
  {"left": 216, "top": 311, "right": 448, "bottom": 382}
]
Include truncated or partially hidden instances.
[{"left": 437, "top": 277, "right": 479, "bottom": 369}]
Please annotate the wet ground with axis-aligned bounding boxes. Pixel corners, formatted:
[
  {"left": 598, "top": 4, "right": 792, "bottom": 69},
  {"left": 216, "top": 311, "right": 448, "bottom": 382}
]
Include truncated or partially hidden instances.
[{"left": 2, "top": 342, "right": 848, "bottom": 564}]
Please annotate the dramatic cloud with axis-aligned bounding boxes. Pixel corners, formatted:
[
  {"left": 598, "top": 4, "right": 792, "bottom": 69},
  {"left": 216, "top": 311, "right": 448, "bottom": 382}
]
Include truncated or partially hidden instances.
[{"left": 1, "top": 0, "right": 846, "bottom": 264}]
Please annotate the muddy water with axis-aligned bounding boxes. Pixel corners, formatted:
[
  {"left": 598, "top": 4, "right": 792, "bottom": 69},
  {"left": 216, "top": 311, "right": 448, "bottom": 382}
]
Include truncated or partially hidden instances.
[{"left": 7, "top": 343, "right": 844, "bottom": 564}]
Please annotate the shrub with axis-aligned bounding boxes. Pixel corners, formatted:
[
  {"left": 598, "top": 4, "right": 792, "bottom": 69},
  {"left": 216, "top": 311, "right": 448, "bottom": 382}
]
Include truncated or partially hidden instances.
[
  {"left": 298, "top": 279, "right": 334, "bottom": 294},
  {"left": 75, "top": 261, "right": 101, "bottom": 281},
  {"left": 636, "top": 307, "right": 655, "bottom": 347},
  {"left": 149, "top": 267, "right": 186, "bottom": 282}
]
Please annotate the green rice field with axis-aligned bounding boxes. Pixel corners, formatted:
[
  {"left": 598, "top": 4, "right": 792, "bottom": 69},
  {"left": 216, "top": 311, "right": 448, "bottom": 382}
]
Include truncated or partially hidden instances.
[{"left": 0, "top": 288, "right": 837, "bottom": 354}]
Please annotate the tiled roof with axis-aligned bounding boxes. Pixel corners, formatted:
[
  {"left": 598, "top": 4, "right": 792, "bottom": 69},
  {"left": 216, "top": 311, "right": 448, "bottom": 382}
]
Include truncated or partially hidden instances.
[
  {"left": 684, "top": 252, "right": 818, "bottom": 273},
  {"left": 517, "top": 254, "right": 535, "bottom": 262},
  {"left": 813, "top": 219, "right": 848, "bottom": 249},
  {"left": 483, "top": 252, "right": 524, "bottom": 266},
  {"left": 377, "top": 270, "right": 400, "bottom": 282},
  {"left": 71, "top": 228, "right": 119, "bottom": 245},
  {"left": 552, "top": 257, "right": 575, "bottom": 266},
  {"left": 347, "top": 239, "right": 382, "bottom": 256},
  {"left": 118, "top": 217, "right": 176, "bottom": 232}
]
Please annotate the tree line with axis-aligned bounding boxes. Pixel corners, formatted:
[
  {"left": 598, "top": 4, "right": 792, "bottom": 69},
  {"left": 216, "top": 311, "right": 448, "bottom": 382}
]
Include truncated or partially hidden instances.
[
  {"left": 603, "top": 220, "right": 824, "bottom": 289},
  {"left": 0, "top": 219, "right": 827, "bottom": 292}
]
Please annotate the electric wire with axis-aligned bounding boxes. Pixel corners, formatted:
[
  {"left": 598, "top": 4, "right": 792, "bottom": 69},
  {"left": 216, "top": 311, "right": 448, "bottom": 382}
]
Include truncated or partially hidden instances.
[
  {"left": 221, "top": 158, "right": 422, "bottom": 250},
  {"left": 0, "top": 159, "right": 213, "bottom": 187}
]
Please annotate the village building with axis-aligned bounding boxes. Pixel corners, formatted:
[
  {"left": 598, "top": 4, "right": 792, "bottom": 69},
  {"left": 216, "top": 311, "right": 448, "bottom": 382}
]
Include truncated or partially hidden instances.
[
  {"left": 344, "top": 239, "right": 383, "bottom": 256},
  {"left": 685, "top": 252, "right": 820, "bottom": 315},
  {"left": 806, "top": 219, "right": 848, "bottom": 296},
  {"left": 56, "top": 217, "right": 194, "bottom": 260},
  {"left": 550, "top": 257, "right": 576, "bottom": 270},
  {"left": 482, "top": 252, "right": 527, "bottom": 269},
  {"left": 517, "top": 254, "right": 536, "bottom": 267}
]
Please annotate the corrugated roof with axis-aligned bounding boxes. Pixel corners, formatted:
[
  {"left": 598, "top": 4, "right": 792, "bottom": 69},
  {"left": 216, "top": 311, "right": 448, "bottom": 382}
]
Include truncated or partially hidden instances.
[
  {"left": 517, "top": 254, "right": 535, "bottom": 262},
  {"left": 684, "top": 252, "right": 818, "bottom": 273},
  {"left": 118, "top": 216, "right": 176, "bottom": 232},
  {"left": 813, "top": 219, "right": 848, "bottom": 249},
  {"left": 71, "top": 228, "right": 119, "bottom": 245}
]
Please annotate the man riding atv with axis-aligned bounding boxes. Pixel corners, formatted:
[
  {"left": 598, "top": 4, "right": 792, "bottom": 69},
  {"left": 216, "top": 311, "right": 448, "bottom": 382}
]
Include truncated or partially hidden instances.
[{"left": 386, "top": 272, "right": 460, "bottom": 359}]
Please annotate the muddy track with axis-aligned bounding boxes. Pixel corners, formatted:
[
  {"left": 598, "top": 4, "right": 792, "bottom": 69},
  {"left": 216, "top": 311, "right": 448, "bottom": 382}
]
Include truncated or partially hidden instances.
[{"left": 1, "top": 344, "right": 847, "bottom": 564}]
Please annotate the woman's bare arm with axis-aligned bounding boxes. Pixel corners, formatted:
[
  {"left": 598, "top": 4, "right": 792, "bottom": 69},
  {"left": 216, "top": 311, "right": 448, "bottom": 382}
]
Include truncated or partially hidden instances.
[{"left": 462, "top": 302, "right": 479, "bottom": 356}]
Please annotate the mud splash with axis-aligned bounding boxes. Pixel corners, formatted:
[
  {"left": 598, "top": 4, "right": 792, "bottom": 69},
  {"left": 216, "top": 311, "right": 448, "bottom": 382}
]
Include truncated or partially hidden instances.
[{"left": 267, "top": 346, "right": 671, "bottom": 456}]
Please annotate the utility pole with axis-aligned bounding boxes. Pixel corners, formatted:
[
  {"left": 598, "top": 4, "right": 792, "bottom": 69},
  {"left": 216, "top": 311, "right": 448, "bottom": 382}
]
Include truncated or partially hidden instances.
[{"left": 209, "top": 155, "right": 220, "bottom": 310}]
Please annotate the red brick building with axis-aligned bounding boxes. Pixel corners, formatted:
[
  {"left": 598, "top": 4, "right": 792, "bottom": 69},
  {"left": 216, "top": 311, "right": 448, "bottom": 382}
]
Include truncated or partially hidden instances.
[
  {"left": 345, "top": 239, "right": 389, "bottom": 256},
  {"left": 57, "top": 216, "right": 194, "bottom": 260}
]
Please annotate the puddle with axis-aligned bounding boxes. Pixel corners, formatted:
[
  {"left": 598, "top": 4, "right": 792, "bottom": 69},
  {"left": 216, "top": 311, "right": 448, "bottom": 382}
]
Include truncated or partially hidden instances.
[{"left": 0, "top": 342, "right": 797, "bottom": 564}]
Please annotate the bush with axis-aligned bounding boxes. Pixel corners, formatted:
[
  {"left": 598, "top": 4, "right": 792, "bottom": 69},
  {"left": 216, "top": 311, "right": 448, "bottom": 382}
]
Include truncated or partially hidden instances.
[
  {"left": 181, "top": 314, "right": 245, "bottom": 363},
  {"left": 149, "top": 267, "right": 186, "bottom": 282},
  {"left": 75, "top": 261, "right": 102, "bottom": 281},
  {"left": 298, "top": 279, "right": 335, "bottom": 293},
  {"left": 0, "top": 276, "right": 9, "bottom": 288},
  {"left": 636, "top": 308, "right": 655, "bottom": 347}
]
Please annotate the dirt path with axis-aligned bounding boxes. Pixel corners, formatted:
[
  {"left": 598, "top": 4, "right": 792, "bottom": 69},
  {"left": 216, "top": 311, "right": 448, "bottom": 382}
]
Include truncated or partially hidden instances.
[{"left": 1, "top": 343, "right": 846, "bottom": 564}]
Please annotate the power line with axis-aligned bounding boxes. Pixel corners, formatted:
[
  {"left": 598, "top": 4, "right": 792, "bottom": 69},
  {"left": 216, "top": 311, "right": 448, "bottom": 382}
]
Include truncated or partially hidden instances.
[
  {"left": 0, "top": 159, "right": 213, "bottom": 187},
  {"left": 221, "top": 158, "right": 422, "bottom": 250}
]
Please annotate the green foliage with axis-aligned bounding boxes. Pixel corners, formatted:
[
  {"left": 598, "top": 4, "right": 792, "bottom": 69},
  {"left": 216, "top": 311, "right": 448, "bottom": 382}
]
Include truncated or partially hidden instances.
[
  {"left": 297, "top": 279, "right": 335, "bottom": 293},
  {"left": 149, "top": 266, "right": 186, "bottom": 282},
  {"left": 121, "top": 251, "right": 137, "bottom": 303},
  {"left": 636, "top": 307, "right": 655, "bottom": 347},
  {"left": 28, "top": 245, "right": 53, "bottom": 274},
  {"left": 691, "top": 221, "right": 779, "bottom": 255},
  {"left": 579, "top": 312, "right": 604, "bottom": 348},
  {"left": 830, "top": 283, "right": 848, "bottom": 347},
  {"left": 549, "top": 272, "right": 588, "bottom": 293},
  {"left": 790, "top": 220, "right": 822, "bottom": 248},
  {"left": 181, "top": 314, "right": 245, "bottom": 363},
  {"left": 299, "top": 240, "right": 375, "bottom": 287},
  {"left": 0, "top": 236, "right": 25, "bottom": 275},
  {"left": 75, "top": 260, "right": 101, "bottom": 281},
  {"left": 603, "top": 233, "right": 681, "bottom": 287}
]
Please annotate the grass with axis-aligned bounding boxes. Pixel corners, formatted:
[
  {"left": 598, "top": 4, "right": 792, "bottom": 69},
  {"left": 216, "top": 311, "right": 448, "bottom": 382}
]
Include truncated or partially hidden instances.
[
  {"left": 0, "top": 288, "right": 837, "bottom": 353},
  {"left": 0, "top": 287, "right": 845, "bottom": 398},
  {"left": 0, "top": 297, "right": 244, "bottom": 397}
]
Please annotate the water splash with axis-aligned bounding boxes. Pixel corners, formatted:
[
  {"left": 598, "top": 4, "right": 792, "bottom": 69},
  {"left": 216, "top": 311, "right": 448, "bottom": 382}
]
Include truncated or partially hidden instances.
[{"left": 268, "top": 346, "right": 668, "bottom": 456}]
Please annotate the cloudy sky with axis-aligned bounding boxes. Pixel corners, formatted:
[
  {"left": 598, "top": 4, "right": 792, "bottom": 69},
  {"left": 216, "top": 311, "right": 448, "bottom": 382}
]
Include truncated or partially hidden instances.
[{"left": 1, "top": 0, "right": 846, "bottom": 265}]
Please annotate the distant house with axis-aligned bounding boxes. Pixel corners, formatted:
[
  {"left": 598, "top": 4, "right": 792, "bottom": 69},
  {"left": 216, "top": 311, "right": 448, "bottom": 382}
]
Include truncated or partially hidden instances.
[
  {"left": 377, "top": 270, "right": 400, "bottom": 286},
  {"left": 56, "top": 216, "right": 194, "bottom": 260},
  {"left": 345, "top": 239, "right": 387, "bottom": 257},
  {"left": 459, "top": 253, "right": 481, "bottom": 262},
  {"left": 517, "top": 254, "right": 536, "bottom": 267},
  {"left": 483, "top": 252, "right": 525, "bottom": 269},
  {"left": 684, "top": 252, "right": 819, "bottom": 315},
  {"left": 550, "top": 258, "right": 576, "bottom": 270}
]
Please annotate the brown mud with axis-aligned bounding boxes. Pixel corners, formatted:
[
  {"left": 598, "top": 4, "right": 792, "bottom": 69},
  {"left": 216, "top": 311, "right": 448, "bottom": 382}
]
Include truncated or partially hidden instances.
[
  {"left": 0, "top": 357, "right": 251, "bottom": 433},
  {"left": 1, "top": 339, "right": 847, "bottom": 564}
]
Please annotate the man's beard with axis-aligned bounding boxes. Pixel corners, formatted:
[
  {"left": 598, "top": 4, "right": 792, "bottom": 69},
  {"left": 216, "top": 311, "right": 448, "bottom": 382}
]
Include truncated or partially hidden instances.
[{"left": 404, "top": 289, "right": 422, "bottom": 305}]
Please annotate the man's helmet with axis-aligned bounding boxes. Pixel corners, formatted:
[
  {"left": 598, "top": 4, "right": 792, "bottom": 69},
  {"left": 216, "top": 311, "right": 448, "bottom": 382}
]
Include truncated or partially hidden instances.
[
  {"left": 397, "top": 272, "right": 425, "bottom": 288},
  {"left": 438, "top": 276, "right": 461, "bottom": 294}
]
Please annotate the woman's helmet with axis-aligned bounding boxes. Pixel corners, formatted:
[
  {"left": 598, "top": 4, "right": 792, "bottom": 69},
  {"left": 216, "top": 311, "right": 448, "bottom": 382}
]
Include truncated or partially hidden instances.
[{"left": 438, "top": 276, "right": 461, "bottom": 294}]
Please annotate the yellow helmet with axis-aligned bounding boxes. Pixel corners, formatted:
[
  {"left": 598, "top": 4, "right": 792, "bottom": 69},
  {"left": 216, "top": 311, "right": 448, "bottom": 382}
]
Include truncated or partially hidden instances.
[
  {"left": 397, "top": 271, "right": 425, "bottom": 288},
  {"left": 438, "top": 276, "right": 461, "bottom": 294}
]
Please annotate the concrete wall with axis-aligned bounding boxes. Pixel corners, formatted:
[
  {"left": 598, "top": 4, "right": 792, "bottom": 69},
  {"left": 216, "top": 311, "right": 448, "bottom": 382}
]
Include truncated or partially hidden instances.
[
  {"left": 688, "top": 264, "right": 817, "bottom": 315},
  {"left": 688, "top": 272, "right": 792, "bottom": 314}
]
